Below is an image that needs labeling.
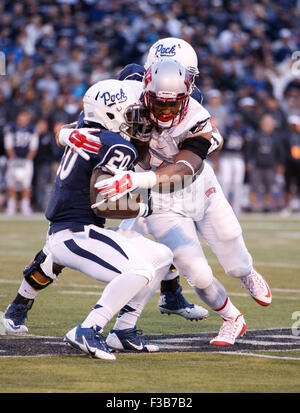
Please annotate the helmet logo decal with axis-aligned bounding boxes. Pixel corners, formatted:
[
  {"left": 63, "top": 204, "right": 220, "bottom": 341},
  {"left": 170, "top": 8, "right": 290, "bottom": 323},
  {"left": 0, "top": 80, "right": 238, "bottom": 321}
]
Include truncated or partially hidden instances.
[
  {"left": 155, "top": 44, "right": 176, "bottom": 57},
  {"left": 98, "top": 88, "right": 128, "bottom": 107}
]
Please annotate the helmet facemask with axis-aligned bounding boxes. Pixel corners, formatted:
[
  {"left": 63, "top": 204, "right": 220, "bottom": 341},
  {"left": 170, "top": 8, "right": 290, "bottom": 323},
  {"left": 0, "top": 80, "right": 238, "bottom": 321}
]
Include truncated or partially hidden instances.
[
  {"left": 120, "top": 104, "right": 152, "bottom": 142},
  {"left": 143, "top": 90, "right": 189, "bottom": 129}
]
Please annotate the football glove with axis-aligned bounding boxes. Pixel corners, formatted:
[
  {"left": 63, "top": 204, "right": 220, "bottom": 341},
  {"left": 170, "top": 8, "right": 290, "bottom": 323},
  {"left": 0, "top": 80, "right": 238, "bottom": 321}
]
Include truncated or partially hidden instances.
[
  {"left": 58, "top": 128, "right": 101, "bottom": 160},
  {"left": 95, "top": 165, "right": 157, "bottom": 202},
  {"left": 207, "top": 130, "right": 223, "bottom": 155}
]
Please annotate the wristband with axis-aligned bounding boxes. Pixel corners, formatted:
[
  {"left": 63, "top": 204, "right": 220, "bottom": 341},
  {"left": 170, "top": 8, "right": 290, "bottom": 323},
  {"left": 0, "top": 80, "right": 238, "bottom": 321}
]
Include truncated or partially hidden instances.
[
  {"left": 176, "top": 159, "right": 195, "bottom": 175},
  {"left": 136, "top": 170, "right": 157, "bottom": 189}
]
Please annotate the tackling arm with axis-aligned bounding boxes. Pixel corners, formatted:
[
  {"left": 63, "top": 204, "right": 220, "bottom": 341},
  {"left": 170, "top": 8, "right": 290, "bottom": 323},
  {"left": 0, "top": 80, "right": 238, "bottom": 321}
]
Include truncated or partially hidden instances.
[
  {"left": 95, "top": 131, "right": 212, "bottom": 200},
  {"left": 90, "top": 167, "right": 152, "bottom": 219}
]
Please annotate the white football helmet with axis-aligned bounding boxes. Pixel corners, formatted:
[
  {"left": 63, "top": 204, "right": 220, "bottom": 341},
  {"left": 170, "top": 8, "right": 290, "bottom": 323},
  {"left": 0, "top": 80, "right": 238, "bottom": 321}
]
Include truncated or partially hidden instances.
[
  {"left": 144, "top": 37, "right": 199, "bottom": 85},
  {"left": 83, "top": 79, "right": 151, "bottom": 141},
  {"left": 143, "top": 59, "right": 191, "bottom": 129}
]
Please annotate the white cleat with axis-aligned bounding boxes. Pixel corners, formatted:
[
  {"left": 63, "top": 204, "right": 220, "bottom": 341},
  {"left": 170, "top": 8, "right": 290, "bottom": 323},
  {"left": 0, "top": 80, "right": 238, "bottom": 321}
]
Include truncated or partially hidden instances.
[
  {"left": 2, "top": 316, "right": 29, "bottom": 335},
  {"left": 210, "top": 313, "right": 246, "bottom": 346},
  {"left": 2, "top": 303, "right": 30, "bottom": 335},
  {"left": 241, "top": 267, "right": 272, "bottom": 306}
]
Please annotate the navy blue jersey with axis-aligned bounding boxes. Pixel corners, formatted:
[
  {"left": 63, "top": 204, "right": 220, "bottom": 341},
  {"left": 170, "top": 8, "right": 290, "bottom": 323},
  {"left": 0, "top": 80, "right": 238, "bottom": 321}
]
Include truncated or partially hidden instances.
[
  {"left": 4, "top": 122, "right": 38, "bottom": 158},
  {"left": 117, "top": 63, "right": 203, "bottom": 104},
  {"left": 45, "top": 128, "right": 137, "bottom": 234}
]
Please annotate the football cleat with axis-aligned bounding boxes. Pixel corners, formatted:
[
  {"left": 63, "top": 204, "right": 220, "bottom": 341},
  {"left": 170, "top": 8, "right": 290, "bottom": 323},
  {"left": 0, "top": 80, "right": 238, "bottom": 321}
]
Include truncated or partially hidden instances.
[
  {"left": 241, "top": 267, "right": 272, "bottom": 306},
  {"left": 64, "top": 324, "right": 116, "bottom": 360},
  {"left": 210, "top": 313, "right": 246, "bottom": 346},
  {"left": 158, "top": 286, "right": 209, "bottom": 321},
  {"left": 106, "top": 326, "right": 159, "bottom": 353},
  {"left": 2, "top": 302, "right": 32, "bottom": 334}
]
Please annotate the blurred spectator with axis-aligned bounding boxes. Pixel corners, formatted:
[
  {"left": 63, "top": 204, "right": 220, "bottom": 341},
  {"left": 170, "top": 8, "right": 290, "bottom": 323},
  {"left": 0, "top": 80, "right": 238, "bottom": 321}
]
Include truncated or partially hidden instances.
[
  {"left": 217, "top": 114, "right": 252, "bottom": 215},
  {"left": 0, "top": 91, "right": 7, "bottom": 211},
  {"left": 281, "top": 115, "right": 300, "bottom": 215},
  {"left": 204, "top": 89, "right": 229, "bottom": 134},
  {"left": 4, "top": 110, "right": 38, "bottom": 215},
  {"left": 247, "top": 114, "right": 285, "bottom": 212},
  {"left": 32, "top": 119, "right": 54, "bottom": 212},
  {"left": 265, "top": 95, "right": 289, "bottom": 139}
]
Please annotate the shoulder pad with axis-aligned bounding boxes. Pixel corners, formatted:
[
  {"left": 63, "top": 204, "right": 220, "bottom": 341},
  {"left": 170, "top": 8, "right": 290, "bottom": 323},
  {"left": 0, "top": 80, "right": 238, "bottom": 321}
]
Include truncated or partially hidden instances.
[
  {"left": 76, "top": 111, "right": 84, "bottom": 128},
  {"left": 116, "top": 63, "right": 145, "bottom": 82},
  {"left": 96, "top": 130, "right": 138, "bottom": 170},
  {"left": 170, "top": 98, "right": 212, "bottom": 137}
]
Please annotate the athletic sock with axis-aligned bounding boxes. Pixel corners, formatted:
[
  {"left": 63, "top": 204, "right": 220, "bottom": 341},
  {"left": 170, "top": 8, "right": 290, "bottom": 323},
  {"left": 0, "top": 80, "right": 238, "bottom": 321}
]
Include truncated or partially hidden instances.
[
  {"left": 81, "top": 273, "right": 148, "bottom": 329},
  {"left": 18, "top": 279, "right": 39, "bottom": 300},
  {"left": 213, "top": 296, "right": 241, "bottom": 321},
  {"left": 194, "top": 277, "right": 240, "bottom": 320}
]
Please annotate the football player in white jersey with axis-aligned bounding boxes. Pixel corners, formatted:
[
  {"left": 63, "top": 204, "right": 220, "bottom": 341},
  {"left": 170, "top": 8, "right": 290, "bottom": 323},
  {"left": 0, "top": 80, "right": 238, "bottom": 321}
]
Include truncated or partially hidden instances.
[{"left": 97, "top": 60, "right": 272, "bottom": 346}]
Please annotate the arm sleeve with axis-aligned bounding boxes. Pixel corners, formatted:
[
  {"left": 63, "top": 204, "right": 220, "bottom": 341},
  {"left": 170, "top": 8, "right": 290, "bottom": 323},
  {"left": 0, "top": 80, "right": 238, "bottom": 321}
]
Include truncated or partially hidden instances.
[{"left": 179, "top": 136, "right": 212, "bottom": 160}]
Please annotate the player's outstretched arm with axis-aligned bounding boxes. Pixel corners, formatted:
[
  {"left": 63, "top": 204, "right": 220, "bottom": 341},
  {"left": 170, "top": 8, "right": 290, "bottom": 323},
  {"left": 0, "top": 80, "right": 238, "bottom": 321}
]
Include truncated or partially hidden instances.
[
  {"left": 56, "top": 123, "right": 101, "bottom": 160},
  {"left": 95, "top": 132, "right": 212, "bottom": 200}
]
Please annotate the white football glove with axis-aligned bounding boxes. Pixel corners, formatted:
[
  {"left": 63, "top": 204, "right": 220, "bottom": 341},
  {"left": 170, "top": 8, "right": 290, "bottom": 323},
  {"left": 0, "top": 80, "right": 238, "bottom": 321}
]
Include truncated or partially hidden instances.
[
  {"left": 95, "top": 165, "right": 157, "bottom": 202},
  {"left": 58, "top": 128, "right": 101, "bottom": 160},
  {"left": 207, "top": 131, "right": 223, "bottom": 155}
]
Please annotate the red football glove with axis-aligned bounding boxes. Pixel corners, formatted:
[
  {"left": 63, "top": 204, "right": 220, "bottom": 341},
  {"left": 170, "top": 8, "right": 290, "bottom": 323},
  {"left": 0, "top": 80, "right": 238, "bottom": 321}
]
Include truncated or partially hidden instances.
[{"left": 58, "top": 128, "right": 102, "bottom": 160}]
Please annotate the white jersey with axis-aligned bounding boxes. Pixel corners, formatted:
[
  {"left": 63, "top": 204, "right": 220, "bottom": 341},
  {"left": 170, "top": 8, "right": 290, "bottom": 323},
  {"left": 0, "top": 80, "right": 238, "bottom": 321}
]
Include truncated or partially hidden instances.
[
  {"left": 123, "top": 80, "right": 229, "bottom": 222},
  {"left": 128, "top": 84, "right": 214, "bottom": 220},
  {"left": 120, "top": 82, "right": 250, "bottom": 292}
]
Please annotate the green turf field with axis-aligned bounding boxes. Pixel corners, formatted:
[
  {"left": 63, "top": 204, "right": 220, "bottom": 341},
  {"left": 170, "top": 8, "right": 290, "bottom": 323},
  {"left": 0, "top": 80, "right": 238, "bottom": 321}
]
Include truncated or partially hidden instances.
[{"left": 0, "top": 214, "right": 300, "bottom": 393}]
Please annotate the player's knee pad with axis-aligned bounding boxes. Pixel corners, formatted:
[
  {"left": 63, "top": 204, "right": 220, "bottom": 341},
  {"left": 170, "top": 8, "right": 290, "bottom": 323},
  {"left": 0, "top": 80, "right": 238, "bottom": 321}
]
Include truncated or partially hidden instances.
[
  {"left": 129, "top": 261, "right": 156, "bottom": 284},
  {"left": 226, "top": 263, "right": 252, "bottom": 279},
  {"left": 153, "top": 243, "right": 174, "bottom": 271},
  {"left": 225, "top": 249, "right": 253, "bottom": 279},
  {"left": 180, "top": 260, "right": 213, "bottom": 290},
  {"left": 23, "top": 250, "right": 64, "bottom": 291}
]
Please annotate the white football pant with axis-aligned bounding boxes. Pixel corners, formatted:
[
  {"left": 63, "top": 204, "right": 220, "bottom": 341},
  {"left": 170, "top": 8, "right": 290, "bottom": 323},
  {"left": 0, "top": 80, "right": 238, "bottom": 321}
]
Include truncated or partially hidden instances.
[{"left": 43, "top": 224, "right": 173, "bottom": 329}]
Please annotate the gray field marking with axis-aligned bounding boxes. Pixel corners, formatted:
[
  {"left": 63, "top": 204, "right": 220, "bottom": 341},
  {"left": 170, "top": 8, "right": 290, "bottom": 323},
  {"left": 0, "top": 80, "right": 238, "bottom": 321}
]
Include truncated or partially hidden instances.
[{"left": 0, "top": 328, "right": 300, "bottom": 358}]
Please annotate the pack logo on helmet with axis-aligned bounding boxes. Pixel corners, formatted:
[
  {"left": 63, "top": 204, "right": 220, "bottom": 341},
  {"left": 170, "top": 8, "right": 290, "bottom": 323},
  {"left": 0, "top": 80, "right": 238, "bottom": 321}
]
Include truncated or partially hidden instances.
[
  {"left": 155, "top": 44, "right": 176, "bottom": 57},
  {"left": 97, "top": 88, "right": 128, "bottom": 107}
]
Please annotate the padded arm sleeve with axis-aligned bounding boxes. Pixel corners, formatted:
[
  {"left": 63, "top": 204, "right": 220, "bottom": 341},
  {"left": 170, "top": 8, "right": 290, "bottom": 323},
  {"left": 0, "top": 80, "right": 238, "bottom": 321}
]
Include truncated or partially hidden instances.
[{"left": 179, "top": 136, "right": 212, "bottom": 160}]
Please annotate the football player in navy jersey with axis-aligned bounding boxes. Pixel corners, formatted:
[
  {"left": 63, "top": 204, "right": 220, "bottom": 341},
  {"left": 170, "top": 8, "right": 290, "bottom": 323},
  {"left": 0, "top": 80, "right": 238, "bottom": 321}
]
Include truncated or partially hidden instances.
[
  {"left": 3, "top": 79, "right": 174, "bottom": 359},
  {"left": 4, "top": 110, "right": 39, "bottom": 216}
]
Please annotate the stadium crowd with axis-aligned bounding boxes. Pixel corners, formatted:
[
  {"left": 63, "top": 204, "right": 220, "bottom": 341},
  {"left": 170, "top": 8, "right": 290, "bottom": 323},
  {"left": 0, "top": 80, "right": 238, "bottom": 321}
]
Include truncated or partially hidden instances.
[{"left": 0, "top": 0, "right": 300, "bottom": 215}]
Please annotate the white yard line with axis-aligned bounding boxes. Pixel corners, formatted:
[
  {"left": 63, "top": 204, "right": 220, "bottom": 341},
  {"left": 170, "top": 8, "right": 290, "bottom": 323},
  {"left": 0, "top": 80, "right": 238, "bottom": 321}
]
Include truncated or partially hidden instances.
[
  {"left": 218, "top": 351, "right": 300, "bottom": 361},
  {"left": 1, "top": 278, "right": 300, "bottom": 300}
]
